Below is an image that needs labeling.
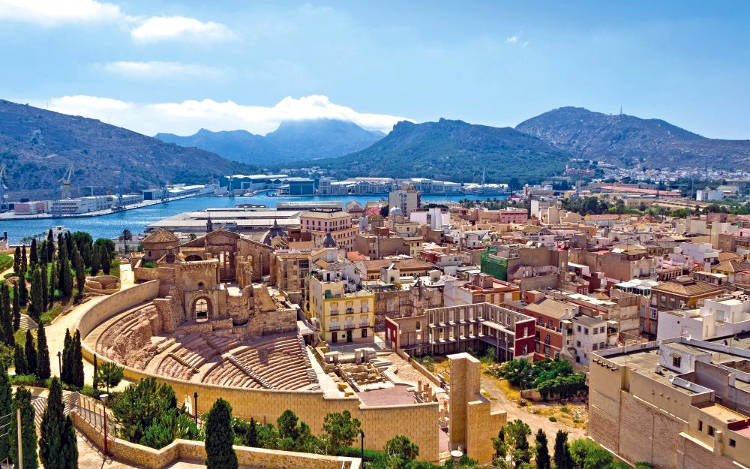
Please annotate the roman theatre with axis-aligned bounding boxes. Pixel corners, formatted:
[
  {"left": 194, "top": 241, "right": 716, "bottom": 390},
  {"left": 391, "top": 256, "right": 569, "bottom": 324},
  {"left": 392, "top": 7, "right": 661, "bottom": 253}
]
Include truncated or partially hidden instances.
[{"left": 76, "top": 228, "right": 505, "bottom": 463}]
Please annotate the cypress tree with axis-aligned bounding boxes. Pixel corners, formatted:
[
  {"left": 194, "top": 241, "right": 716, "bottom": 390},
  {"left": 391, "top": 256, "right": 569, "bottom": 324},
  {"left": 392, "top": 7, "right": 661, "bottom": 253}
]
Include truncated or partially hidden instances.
[
  {"left": 49, "top": 262, "right": 58, "bottom": 304},
  {"left": 9, "top": 387, "right": 38, "bottom": 469},
  {"left": 29, "top": 268, "right": 43, "bottom": 322},
  {"left": 62, "top": 259, "right": 74, "bottom": 299},
  {"left": 60, "top": 416, "right": 78, "bottom": 469},
  {"left": 554, "top": 430, "right": 573, "bottom": 469},
  {"left": 20, "top": 245, "right": 27, "bottom": 274},
  {"left": 30, "top": 239, "right": 38, "bottom": 267},
  {"left": 40, "top": 240, "right": 48, "bottom": 265},
  {"left": 13, "top": 246, "right": 20, "bottom": 274},
  {"left": 205, "top": 398, "right": 237, "bottom": 469},
  {"left": 101, "top": 247, "right": 111, "bottom": 275},
  {"left": 12, "top": 288, "right": 20, "bottom": 331},
  {"left": 41, "top": 264, "right": 49, "bottom": 312},
  {"left": 40, "top": 378, "right": 77, "bottom": 469},
  {"left": 0, "top": 284, "right": 14, "bottom": 346},
  {"left": 36, "top": 324, "right": 51, "bottom": 380},
  {"left": 90, "top": 245, "right": 101, "bottom": 277},
  {"left": 247, "top": 417, "right": 258, "bottom": 447},
  {"left": 25, "top": 330, "right": 37, "bottom": 376},
  {"left": 535, "top": 428, "right": 551, "bottom": 469},
  {"left": 61, "top": 330, "right": 72, "bottom": 385},
  {"left": 18, "top": 272, "right": 28, "bottom": 306},
  {"left": 47, "top": 229, "right": 55, "bottom": 262},
  {"left": 73, "top": 247, "right": 86, "bottom": 301},
  {"left": 65, "top": 233, "right": 73, "bottom": 260},
  {"left": 72, "top": 330, "right": 84, "bottom": 388},
  {"left": 0, "top": 364, "right": 11, "bottom": 461},
  {"left": 13, "top": 345, "right": 27, "bottom": 375}
]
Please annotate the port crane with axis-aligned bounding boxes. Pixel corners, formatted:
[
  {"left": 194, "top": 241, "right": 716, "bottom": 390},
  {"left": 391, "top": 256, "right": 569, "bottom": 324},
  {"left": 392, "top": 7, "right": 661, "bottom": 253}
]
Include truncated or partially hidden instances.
[{"left": 59, "top": 163, "right": 74, "bottom": 200}]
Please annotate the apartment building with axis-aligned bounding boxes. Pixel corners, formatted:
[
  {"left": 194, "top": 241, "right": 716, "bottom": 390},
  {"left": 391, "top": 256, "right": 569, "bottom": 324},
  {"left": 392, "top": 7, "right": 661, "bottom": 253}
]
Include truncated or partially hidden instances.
[
  {"left": 300, "top": 211, "right": 357, "bottom": 251},
  {"left": 308, "top": 268, "right": 375, "bottom": 345},
  {"left": 590, "top": 336, "right": 750, "bottom": 468}
]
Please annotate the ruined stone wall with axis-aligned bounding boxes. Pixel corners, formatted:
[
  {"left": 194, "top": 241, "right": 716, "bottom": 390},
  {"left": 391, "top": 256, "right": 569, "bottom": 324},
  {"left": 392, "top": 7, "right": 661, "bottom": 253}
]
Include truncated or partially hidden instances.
[{"left": 77, "top": 282, "right": 440, "bottom": 461}]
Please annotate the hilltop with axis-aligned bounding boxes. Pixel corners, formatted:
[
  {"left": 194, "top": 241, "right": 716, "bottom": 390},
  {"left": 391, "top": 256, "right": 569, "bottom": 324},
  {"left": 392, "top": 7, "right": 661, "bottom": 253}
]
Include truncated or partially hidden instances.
[
  {"left": 156, "top": 119, "right": 384, "bottom": 165},
  {"left": 300, "top": 118, "right": 571, "bottom": 184},
  {"left": 0, "top": 99, "right": 253, "bottom": 199},
  {"left": 516, "top": 106, "right": 750, "bottom": 169}
]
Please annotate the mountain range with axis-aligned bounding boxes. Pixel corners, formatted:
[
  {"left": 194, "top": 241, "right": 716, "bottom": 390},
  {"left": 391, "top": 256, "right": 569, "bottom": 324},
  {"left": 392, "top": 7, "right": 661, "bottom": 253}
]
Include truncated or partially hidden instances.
[
  {"left": 516, "top": 106, "right": 750, "bottom": 169},
  {"left": 302, "top": 118, "right": 571, "bottom": 184},
  {"left": 156, "top": 119, "right": 383, "bottom": 166},
  {"left": 0, "top": 99, "right": 252, "bottom": 200}
]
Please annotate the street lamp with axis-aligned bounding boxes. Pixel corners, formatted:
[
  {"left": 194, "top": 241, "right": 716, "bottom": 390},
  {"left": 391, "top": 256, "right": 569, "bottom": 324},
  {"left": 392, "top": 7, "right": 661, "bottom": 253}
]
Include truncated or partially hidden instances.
[
  {"left": 193, "top": 392, "right": 199, "bottom": 425},
  {"left": 360, "top": 430, "right": 365, "bottom": 465},
  {"left": 57, "top": 351, "right": 62, "bottom": 377}
]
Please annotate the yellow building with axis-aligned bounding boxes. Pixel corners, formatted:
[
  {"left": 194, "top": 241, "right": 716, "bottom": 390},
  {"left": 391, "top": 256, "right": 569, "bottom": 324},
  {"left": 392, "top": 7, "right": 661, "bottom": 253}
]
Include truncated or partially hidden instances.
[{"left": 309, "top": 273, "right": 375, "bottom": 344}]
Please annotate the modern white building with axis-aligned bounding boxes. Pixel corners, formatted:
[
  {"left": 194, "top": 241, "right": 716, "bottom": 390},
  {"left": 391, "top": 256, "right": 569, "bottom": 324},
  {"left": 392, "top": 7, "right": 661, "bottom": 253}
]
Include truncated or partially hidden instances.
[{"left": 657, "top": 295, "right": 750, "bottom": 341}]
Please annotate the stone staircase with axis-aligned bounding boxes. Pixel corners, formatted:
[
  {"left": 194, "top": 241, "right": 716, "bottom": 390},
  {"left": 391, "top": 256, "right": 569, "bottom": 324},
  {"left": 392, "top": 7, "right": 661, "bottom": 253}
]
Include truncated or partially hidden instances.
[{"left": 226, "top": 354, "right": 274, "bottom": 389}]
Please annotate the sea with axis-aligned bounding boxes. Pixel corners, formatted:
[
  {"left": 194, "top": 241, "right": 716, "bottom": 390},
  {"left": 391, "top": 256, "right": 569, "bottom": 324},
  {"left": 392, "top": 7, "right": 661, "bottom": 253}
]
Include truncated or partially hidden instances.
[{"left": 0, "top": 193, "right": 507, "bottom": 244}]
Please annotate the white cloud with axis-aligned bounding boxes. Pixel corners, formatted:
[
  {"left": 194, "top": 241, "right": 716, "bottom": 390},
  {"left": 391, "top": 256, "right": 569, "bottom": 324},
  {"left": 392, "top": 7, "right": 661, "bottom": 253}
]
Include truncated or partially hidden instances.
[
  {"left": 39, "top": 95, "right": 409, "bottom": 136},
  {"left": 100, "top": 61, "right": 224, "bottom": 79},
  {"left": 0, "top": 0, "right": 122, "bottom": 26},
  {"left": 130, "top": 16, "right": 235, "bottom": 43},
  {"left": 505, "top": 35, "right": 519, "bottom": 44},
  {"left": 0, "top": 1, "right": 235, "bottom": 43}
]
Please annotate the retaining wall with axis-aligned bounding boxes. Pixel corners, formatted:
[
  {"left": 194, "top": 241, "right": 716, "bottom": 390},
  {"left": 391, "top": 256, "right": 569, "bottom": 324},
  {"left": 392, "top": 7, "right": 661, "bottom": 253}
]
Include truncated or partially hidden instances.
[{"left": 71, "top": 411, "right": 360, "bottom": 469}]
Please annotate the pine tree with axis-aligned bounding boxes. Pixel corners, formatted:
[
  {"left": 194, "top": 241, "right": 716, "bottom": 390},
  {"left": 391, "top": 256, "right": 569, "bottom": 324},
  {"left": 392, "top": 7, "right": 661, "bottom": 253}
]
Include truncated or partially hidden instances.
[
  {"left": 535, "top": 429, "right": 551, "bottom": 469},
  {"left": 40, "top": 378, "right": 77, "bottom": 469},
  {"left": 0, "top": 364, "right": 11, "bottom": 461},
  {"left": 9, "top": 387, "right": 38, "bottom": 469},
  {"left": 0, "top": 284, "right": 14, "bottom": 346},
  {"left": 12, "top": 288, "right": 20, "bottom": 331},
  {"left": 13, "top": 345, "right": 27, "bottom": 375},
  {"left": 205, "top": 398, "right": 238, "bottom": 469},
  {"left": 30, "top": 239, "right": 38, "bottom": 267},
  {"left": 554, "top": 430, "right": 574, "bottom": 469},
  {"left": 62, "top": 330, "right": 72, "bottom": 385},
  {"left": 47, "top": 229, "right": 55, "bottom": 262},
  {"left": 36, "top": 324, "right": 51, "bottom": 380},
  {"left": 25, "top": 330, "right": 37, "bottom": 376},
  {"left": 41, "top": 264, "right": 49, "bottom": 312},
  {"left": 49, "top": 262, "right": 58, "bottom": 304},
  {"left": 72, "top": 330, "right": 84, "bottom": 388}
]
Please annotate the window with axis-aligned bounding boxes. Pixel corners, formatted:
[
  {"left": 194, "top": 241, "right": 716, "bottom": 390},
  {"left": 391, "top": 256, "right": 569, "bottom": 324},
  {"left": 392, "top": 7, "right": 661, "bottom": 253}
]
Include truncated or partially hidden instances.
[
  {"left": 593, "top": 343, "right": 598, "bottom": 351},
  {"left": 577, "top": 325, "right": 581, "bottom": 332},
  {"left": 708, "top": 425, "right": 715, "bottom": 436},
  {"left": 729, "top": 439, "right": 736, "bottom": 447},
  {"left": 698, "top": 420, "right": 703, "bottom": 431},
  {"left": 584, "top": 328, "right": 589, "bottom": 335},
  {"left": 576, "top": 341, "right": 581, "bottom": 347},
  {"left": 362, "top": 328, "right": 368, "bottom": 338},
  {"left": 672, "top": 356, "right": 681, "bottom": 368}
]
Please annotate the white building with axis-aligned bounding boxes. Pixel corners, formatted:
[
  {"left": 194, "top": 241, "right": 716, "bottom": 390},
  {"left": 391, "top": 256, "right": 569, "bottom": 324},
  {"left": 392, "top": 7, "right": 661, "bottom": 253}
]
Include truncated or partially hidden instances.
[
  {"left": 568, "top": 315, "right": 609, "bottom": 366},
  {"left": 657, "top": 295, "right": 750, "bottom": 341},
  {"left": 409, "top": 207, "right": 450, "bottom": 229}
]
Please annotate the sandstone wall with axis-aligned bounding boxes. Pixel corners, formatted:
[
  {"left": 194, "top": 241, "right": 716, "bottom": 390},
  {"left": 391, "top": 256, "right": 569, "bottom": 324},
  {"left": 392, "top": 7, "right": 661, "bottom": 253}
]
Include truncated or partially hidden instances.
[{"left": 72, "top": 412, "right": 360, "bottom": 469}]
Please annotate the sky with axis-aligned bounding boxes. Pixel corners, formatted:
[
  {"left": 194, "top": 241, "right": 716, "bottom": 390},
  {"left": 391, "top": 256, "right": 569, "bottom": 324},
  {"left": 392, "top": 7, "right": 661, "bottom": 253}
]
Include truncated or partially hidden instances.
[{"left": 1, "top": 0, "right": 749, "bottom": 138}]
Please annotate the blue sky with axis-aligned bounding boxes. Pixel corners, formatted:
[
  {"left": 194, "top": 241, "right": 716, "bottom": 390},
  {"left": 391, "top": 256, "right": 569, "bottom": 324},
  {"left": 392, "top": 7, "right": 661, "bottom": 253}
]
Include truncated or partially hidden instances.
[{"left": 1, "top": 0, "right": 748, "bottom": 138}]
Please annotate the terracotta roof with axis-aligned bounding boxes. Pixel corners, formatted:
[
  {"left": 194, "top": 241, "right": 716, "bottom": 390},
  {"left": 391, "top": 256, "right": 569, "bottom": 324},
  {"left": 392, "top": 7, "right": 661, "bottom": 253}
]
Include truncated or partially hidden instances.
[
  {"left": 713, "top": 259, "right": 750, "bottom": 274},
  {"left": 523, "top": 298, "right": 576, "bottom": 320},
  {"left": 143, "top": 229, "right": 179, "bottom": 244},
  {"left": 652, "top": 279, "right": 724, "bottom": 297}
]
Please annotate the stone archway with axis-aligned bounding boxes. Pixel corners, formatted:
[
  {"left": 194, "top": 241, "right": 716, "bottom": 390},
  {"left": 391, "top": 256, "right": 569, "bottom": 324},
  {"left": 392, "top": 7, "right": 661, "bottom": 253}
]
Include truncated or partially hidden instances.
[
  {"left": 192, "top": 297, "right": 212, "bottom": 322},
  {"left": 185, "top": 254, "right": 203, "bottom": 262}
]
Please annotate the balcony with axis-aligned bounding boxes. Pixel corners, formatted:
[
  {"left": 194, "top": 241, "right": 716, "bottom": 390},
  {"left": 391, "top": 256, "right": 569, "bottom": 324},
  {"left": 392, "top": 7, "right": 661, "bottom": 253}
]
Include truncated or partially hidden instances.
[
  {"left": 329, "top": 324, "right": 340, "bottom": 331},
  {"left": 330, "top": 310, "right": 339, "bottom": 316},
  {"left": 346, "top": 308, "right": 354, "bottom": 315}
]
